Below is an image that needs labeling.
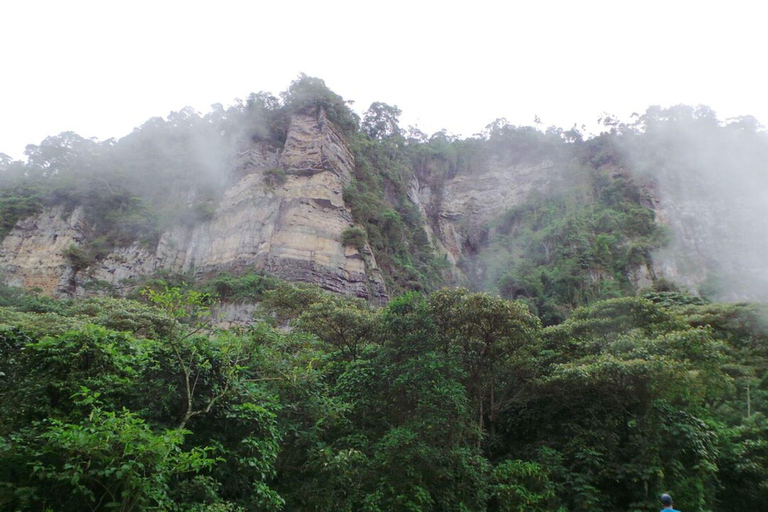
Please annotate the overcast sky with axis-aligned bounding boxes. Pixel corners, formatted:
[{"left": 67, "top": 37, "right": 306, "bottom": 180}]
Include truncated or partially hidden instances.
[{"left": 1, "top": 0, "right": 764, "bottom": 159}]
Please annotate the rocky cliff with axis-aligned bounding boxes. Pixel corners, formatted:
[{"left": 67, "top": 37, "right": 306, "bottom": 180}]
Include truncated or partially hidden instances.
[
  {"left": 0, "top": 108, "right": 388, "bottom": 301},
  {"left": 414, "top": 147, "right": 765, "bottom": 301},
  {"left": 411, "top": 158, "right": 560, "bottom": 266},
  {"left": 2, "top": 98, "right": 765, "bottom": 305},
  {"left": 411, "top": 156, "right": 659, "bottom": 292}
]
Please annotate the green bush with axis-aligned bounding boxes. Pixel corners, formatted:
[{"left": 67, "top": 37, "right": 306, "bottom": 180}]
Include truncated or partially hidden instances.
[
  {"left": 0, "top": 183, "right": 43, "bottom": 238},
  {"left": 264, "top": 167, "right": 287, "bottom": 187},
  {"left": 62, "top": 244, "right": 94, "bottom": 272},
  {"left": 341, "top": 226, "right": 367, "bottom": 251},
  {"left": 200, "top": 271, "right": 279, "bottom": 303}
]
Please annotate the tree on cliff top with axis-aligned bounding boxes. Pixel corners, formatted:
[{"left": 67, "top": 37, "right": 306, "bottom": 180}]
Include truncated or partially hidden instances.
[
  {"left": 362, "top": 102, "right": 402, "bottom": 140},
  {"left": 280, "top": 74, "right": 359, "bottom": 134}
]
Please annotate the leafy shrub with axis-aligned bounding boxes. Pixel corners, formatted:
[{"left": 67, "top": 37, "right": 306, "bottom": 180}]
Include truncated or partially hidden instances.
[
  {"left": 281, "top": 74, "right": 360, "bottom": 135},
  {"left": 264, "top": 167, "right": 287, "bottom": 187},
  {"left": 341, "top": 226, "right": 367, "bottom": 251},
  {"left": 0, "top": 182, "right": 43, "bottom": 238},
  {"left": 200, "top": 271, "right": 279, "bottom": 303},
  {"left": 489, "top": 459, "right": 561, "bottom": 512},
  {"left": 62, "top": 243, "right": 94, "bottom": 272}
]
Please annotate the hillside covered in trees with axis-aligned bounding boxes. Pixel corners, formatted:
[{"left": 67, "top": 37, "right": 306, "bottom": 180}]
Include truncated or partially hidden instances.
[{"left": 1, "top": 76, "right": 768, "bottom": 510}]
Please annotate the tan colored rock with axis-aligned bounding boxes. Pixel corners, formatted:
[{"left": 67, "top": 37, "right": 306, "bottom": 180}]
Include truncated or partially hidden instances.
[
  {"left": 0, "top": 206, "right": 85, "bottom": 295},
  {"left": 281, "top": 107, "right": 355, "bottom": 184},
  {"left": 413, "top": 157, "right": 560, "bottom": 266},
  {"left": 0, "top": 108, "right": 388, "bottom": 302}
]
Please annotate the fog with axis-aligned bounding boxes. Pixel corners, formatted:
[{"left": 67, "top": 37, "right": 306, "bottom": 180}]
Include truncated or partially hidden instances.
[{"left": 619, "top": 106, "right": 768, "bottom": 301}]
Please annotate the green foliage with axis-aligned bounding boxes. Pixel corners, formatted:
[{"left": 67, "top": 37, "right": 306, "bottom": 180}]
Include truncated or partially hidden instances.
[
  {"left": 264, "top": 167, "right": 287, "bottom": 187},
  {"left": 62, "top": 243, "right": 95, "bottom": 272},
  {"left": 362, "top": 102, "right": 402, "bottom": 139},
  {"left": 489, "top": 459, "right": 562, "bottom": 512},
  {"left": 1, "top": 283, "right": 767, "bottom": 510},
  {"left": 717, "top": 414, "right": 768, "bottom": 511},
  {"left": 344, "top": 121, "right": 452, "bottom": 293},
  {"left": 0, "top": 282, "right": 68, "bottom": 314},
  {"left": 259, "top": 281, "right": 326, "bottom": 323},
  {"left": 10, "top": 391, "right": 215, "bottom": 511},
  {"left": 295, "top": 294, "right": 378, "bottom": 360},
  {"left": 484, "top": 119, "right": 566, "bottom": 164},
  {"left": 428, "top": 289, "right": 542, "bottom": 434},
  {"left": 0, "top": 181, "right": 43, "bottom": 238},
  {"left": 489, "top": 165, "right": 666, "bottom": 324},
  {"left": 340, "top": 226, "right": 367, "bottom": 251},
  {"left": 507, "top": 297, "right": 735, "bottom": 511},
  {"left": 0, "top": 287, "right": 284, "bottom": 510},
  {"left": 0, "top": 307, "right": 86, "bottom": 337},
  {"left": 69, "top": 297, "right": 176, "bottom": 338},
  {"left": 3, "top": 79, "right": 768, "bottom": 511},
  {"left": 199, "top": 270, "right": 279, "bottom": 303},
  {"left": 281, "top": 74, "right": 359, "bottom": 135}
]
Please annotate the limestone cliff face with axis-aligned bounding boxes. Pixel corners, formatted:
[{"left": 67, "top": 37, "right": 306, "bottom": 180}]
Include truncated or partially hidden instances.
[
  {"left": 0, "top": 108, "right": 387, "bottom": 301},
  {"left": 4, "top": 112, "right": 760, "bottom": 303},
  {"left": 410, "top": 157, "right": 561, "bottom": 282},
  {"left": 0, "top": 207, "right": 84, "bottom": 295}
]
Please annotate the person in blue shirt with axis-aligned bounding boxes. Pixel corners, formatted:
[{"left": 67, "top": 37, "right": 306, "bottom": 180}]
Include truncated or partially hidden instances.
[{"left": 660, "top": 493, "right": 680, "bottom": 512}]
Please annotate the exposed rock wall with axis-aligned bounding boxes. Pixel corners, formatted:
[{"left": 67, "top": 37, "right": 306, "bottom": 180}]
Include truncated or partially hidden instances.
[
  {"left": 4, "top": 111, "right": 761, "bottom": 303},
  {"left": 0, "top": 108, "right": 387, "bottom": 301},
  {"left": 410, "top": 157, "right": 562, "bottom": 282},
  {"left": 0, "top": 207, "right": 85, "bottom": 295}
]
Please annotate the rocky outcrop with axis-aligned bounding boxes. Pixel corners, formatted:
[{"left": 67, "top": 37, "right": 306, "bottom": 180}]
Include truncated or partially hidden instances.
[
  {"left": 0, "top": 108, "right": 388, "bottom": 301},
  {"left": 5, "top": 108, "right": 761, "bottom": 304},
  {"left": 0, "top": 207, "right": 85, "bottom": 295},
  {"left": 211, "top": 302, "right": 260, "bottom": 328},
  {"left": 410, "top": 157, "right": 562, "bottom": 282}
]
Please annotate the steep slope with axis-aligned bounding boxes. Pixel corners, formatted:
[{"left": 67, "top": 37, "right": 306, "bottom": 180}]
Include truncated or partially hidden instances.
[
  {"left": 649, "top": 166, "right": 768, "bottom": 301},
  {"left": 411, "top": 158, "right": 560, "bottom": 270},
  {"left": 408, "top": 142, "right": 663, "bottom": 324},
  {"left": 0, "top": 108, "right": 387, "bottom": 300},
  {"left": 1, "top": 82, "right": 766, "bottom": 307},
  {"left": 618, "top": 108, "right": 768, "bottom": 302}
]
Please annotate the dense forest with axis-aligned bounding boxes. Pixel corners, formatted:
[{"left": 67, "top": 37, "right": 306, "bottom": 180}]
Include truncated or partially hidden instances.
[
  {"left": 1, "top": 76, "right": 768, "bottom": 510},
  {"left": 1, "top": 278, "right": 767, "bottom": 511}
]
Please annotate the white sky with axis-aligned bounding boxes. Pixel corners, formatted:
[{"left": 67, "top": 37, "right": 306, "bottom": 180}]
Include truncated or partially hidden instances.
[{"left": 1, "top": 0, "right": 765, "bottom": 159}]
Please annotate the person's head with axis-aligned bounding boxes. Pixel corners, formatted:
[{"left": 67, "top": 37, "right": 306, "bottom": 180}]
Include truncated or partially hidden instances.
[{"left": 660, "top": 493, "right": 674, "bottom": 508}]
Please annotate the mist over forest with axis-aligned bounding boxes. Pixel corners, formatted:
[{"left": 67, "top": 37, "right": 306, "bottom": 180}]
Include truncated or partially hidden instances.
[{"left": 1, "top": 76, "right": 767, "bottom": 511}]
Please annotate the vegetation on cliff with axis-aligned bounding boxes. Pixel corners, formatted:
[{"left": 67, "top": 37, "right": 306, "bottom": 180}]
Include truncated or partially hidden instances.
[
  {"left": 3, "top": 76, "right": 766, "bottom": 303},
  {"left": 486, "top": 155, "right": 668, "bottom": 325}
]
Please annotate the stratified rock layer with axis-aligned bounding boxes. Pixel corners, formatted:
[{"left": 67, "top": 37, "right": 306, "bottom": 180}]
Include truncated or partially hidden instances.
[
  {"left": 409, "top": 156, "right": 562, "bottom": 284},
  {"left": 0, "top": 108, "right": 387, "bottom": 301},
  {"left": 0, "top": 207, "right": 84, "bottom": 295},
  {"left": 3, "top": 109, "right": 761, "bottom": 303}
]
